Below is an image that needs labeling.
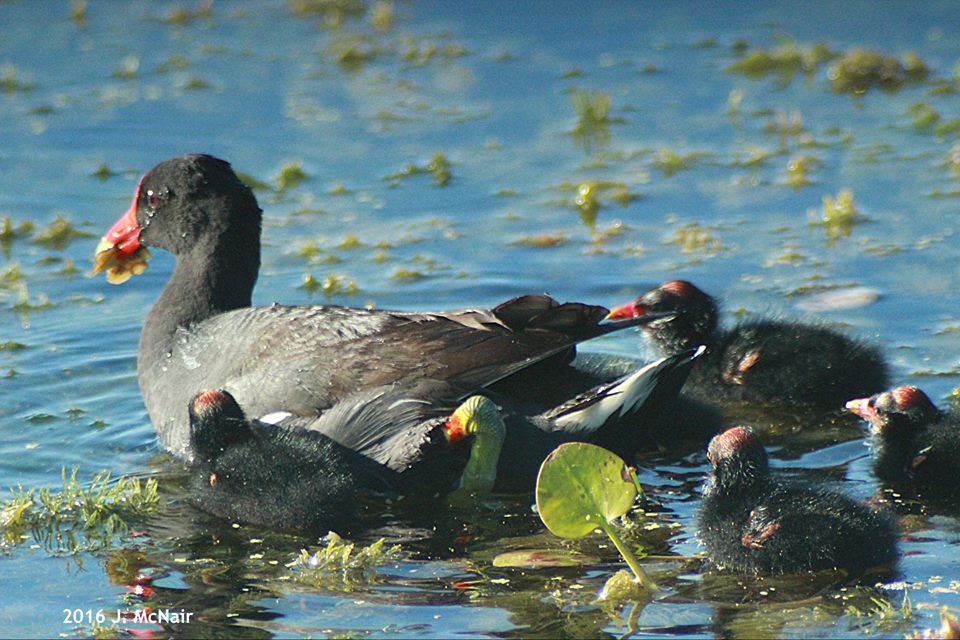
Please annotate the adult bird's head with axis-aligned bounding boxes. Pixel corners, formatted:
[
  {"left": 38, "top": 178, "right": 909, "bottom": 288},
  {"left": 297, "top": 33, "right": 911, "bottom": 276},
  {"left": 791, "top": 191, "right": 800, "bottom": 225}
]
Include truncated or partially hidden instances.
[{"left": 93, "top": 154, "right": 261, "bottom": 285}]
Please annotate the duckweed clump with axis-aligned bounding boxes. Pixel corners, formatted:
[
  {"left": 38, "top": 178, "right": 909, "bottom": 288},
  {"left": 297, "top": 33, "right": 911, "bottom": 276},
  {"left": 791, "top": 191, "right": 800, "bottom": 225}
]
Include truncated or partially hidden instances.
[
  {"left": 828, "top": 50, "right": 929, "bottom": 96},
  {"left": 0, "top": 468, "right": 160, "bottom": 552}
]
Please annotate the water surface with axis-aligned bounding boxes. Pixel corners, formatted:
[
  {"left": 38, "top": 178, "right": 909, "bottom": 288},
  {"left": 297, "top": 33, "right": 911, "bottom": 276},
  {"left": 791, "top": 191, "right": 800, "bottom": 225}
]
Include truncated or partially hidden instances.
[{"left": 2, "top": 1, "right": 960, "bottom": 637}]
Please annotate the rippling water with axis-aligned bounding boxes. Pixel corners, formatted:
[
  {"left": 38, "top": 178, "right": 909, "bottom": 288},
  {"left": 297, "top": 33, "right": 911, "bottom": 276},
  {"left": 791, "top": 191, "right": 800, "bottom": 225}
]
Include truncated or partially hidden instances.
[{"left": 2, "top": 1, "right": 960, "bottom": 637}]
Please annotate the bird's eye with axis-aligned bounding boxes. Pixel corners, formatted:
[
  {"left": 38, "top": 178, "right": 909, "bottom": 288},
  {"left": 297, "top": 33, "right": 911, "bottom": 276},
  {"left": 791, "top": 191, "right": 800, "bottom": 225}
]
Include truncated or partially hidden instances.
[{"left": 145, "top": 189, "right": 161, "bottom": 210}]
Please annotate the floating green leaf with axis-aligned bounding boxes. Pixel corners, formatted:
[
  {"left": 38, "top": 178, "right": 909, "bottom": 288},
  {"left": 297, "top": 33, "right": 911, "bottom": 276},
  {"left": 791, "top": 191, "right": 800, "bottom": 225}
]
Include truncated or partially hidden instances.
[
  {"left": 536, "top": 442, "right": 657, "bottom": 594},
  {"left": 536, "top": 442, "right": 636, "bottom": 539}
]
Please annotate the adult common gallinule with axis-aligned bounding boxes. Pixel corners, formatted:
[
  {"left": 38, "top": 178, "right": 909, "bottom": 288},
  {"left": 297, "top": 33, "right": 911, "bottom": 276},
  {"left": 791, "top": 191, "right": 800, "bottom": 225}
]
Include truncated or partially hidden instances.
[
  {"left": 846, "top": 385, "right": 960, "bottom": 491},
  {"left": 697, "top": 426, "right": 899, "bottom": 575},
  {"left": 93, "top": 155, "right": 666, "bottom": 460},
  {"left": 188, "top": 348, "right": 700, "bottom": 531},
  {"left": 607, "top": 280, "right": 890, "bottom": 407},
  {"left": 240, "top": 348, "right": 705, "bottom": 492}
]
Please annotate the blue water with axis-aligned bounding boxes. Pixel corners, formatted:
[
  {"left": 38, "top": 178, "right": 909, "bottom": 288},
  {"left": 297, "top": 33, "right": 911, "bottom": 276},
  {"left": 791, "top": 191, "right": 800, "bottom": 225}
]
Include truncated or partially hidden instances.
[{"left": 2, "top": 0, "right": 960, "bottom": 637}]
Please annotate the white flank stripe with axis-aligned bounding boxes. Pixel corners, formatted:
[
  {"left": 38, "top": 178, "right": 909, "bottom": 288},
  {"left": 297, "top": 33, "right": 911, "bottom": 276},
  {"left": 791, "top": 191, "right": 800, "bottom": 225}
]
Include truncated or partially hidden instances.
[
  {"left": 553, "top": 357, "right": 662, "bottom": 433},
  {"left": 257, "top": 411, "right": 293, "bottom": 426}
]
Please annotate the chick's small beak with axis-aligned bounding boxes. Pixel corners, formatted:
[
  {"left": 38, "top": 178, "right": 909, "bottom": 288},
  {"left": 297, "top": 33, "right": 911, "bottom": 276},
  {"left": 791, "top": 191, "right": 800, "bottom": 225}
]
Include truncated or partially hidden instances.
[
  {"left": 605, "top": 302, "right": 640, "bottom": 320},
  {"left": 844, "top": 397, "right": 880, "bottom": 430}
]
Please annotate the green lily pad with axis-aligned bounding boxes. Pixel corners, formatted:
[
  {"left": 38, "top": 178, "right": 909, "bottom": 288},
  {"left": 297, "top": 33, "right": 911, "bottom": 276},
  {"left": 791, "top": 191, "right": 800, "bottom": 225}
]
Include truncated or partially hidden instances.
[
  {"left": 492, "top": 549, "right": 600, "bottom": 568},
  {"left": 535, "top": 442, "right": 636, "bottom": 539}
]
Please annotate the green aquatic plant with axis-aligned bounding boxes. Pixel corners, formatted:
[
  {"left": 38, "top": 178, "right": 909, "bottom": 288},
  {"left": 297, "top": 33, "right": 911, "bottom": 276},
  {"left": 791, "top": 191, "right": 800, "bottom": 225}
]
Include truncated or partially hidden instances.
[
  {"left": 291, "top": 533, "right": 402, "bottom": 587},
  {"left": 391, "top": 268, "right": 427, "bottom": 282},
  {"left": 300, "top": 272, "right": 357, "bottom": 298},
  {"left": 398, "top": 35, "right": 469, "bottom": 67},
  {"left": 328, "top": 33, "right": 383, "bottom": 70},
  {"left": 536, "top": 442, "right": 657, "bottom": 600},
  {"left": 652, "top": 148, "right": 707, "bottom": 177},
  {"left": 385, "top": 152, "right": 452, "bottom": 187},
  {"left": 0, "top": 63, "right": 35, "bottom": 94},
  {"left": 91, "top": 163, "right": 120, "bottom": 181},
  {"left": 667, "top": 222, "right": 723, "bottom": 255},
  {"left": 0, "top": 468, "right": 160, "bottom": 552},
  {"left": 818, "top": 189, "right": 867, "bottom": 240},
  {"left": 289, "top": 0, "right": 365, "bottom": 23},
  {"left": 0, "top": 217, "right": 34, "bottom": 255},
  {"left": 70, "top": 0, "right": 87, "bottom": 26},
  {"left": 764, "top": 109, "right": 805, "bottom": 151},
  {"left": 726, "top": 40, "right": 835, "bottom": 85},
  {"left": 155, "top": 53, "right": 191, "bottom": 74},
  {"left": 32, "top": 214, "right": 94, "bottom": 250},
  {"left": 161, "top": 0, "right": 212, "bottom": 26},
  {"left": 565, "top": 180, "right": 636, "bottom": 232},
  {"left": 828, "top": 49, "right": 929, "bottom": 96},
  {"left": 236, "top": 171, "right": 271, "bottom": 191},
  {"left": 274, "top": 161, "right": 308, "bottom": 192},
  {"left": 570, "top": 89, "right": 627, "bottom": 154},
  {"left": 783, "top": 155, "right": 821, "bottom": 190},
  {"left": 335, "top": 233, "right": 363, "bottom": 250},
  {"left": 907, "top": 102, "right": 941, "bottom": 131},
  {"left": 0, "top": 262, "right": 22, "bottom": 288},
  {"left": 370, "top": 1, "right": 394, "bottom": 33}
]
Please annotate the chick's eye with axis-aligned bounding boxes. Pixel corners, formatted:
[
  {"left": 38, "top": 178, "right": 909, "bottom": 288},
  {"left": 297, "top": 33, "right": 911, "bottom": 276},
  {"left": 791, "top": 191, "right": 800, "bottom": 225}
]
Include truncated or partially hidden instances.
[{"left": 145, "top": 189, "right": 161, "bottom": 210}]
